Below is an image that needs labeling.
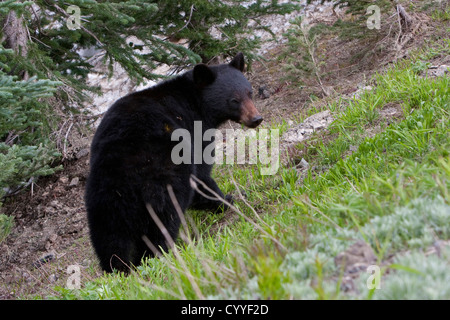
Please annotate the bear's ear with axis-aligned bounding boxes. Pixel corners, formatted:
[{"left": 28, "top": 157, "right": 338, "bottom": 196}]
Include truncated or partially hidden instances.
[
  {"left": 193, "top": 64, "right": 216, "bottom": 88},
  {"left": 229, "top": 52, "right": 245, "bottom": 72}
]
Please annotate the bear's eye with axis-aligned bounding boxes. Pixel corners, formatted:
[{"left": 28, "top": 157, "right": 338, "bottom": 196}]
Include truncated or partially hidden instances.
[{"left": 230, "top": 98, "right": 240, "bottom": 105}]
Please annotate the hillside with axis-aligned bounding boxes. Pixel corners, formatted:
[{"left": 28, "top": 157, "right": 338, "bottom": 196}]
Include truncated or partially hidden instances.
[{"left": 0, "top": 1, "right": 449, "bottom": 300}]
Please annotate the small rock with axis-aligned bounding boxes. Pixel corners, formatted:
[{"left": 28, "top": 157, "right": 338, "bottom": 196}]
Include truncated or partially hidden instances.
[
  {"left": 44, "top": 206, "right": 56, "bottom": 215},
  {"left": 49, "top": 233, "right": 58, "bottom": 243},
  {"left": 323, "top": 85, "right": 334, "bottom": 96},
  {"left": 299, "top": 158, "right": 309, "bottom": 169},
  {"left": 341, "top": 276, "right": 355, "bottom": 292},
  {"left": 427, "top": 65, "right": 449, "bottom": 78},
  {"left": 335, "top": 240, "right": 376, "bottom": 273},
  {"left": 313, "top": 122, "right": 325, "bottom": 130},
  {"left": 76, "top": 148, "right": 90, "bottom": 159},
  {"left": 335, "top": 241, "right": 378, "bottom": 293},
  {"left": 22, "top": 272, "right": 32, "bottom": 283},
  {"left": 282, "top": 110, "right": 334, "bottom": 144},
  {"left": 59, "top": 176, "right": 69, "bottom": 184},
  {"left": 50, "top": 200, "right": 60, "bottom": 208},
  {"left": 81, "top": 259, "right": 91, "bottom": 267},
  {"left": 351, "top": 85, "right": 373, "bottom": 99},
  {"left": 347, "top": 262, "right": 370, "bottom": 274},
  {"left": 48, "top": 274, "right": 58, "bottom": 283},
  {"left": 69, "top": 177, "right": 79, "bottom": 187},
  {"left": 258, "top": 85, "right": 271, "bottom": 99},
  {"left": 32, "top": 252, "right": 55, "bottom": 268}
]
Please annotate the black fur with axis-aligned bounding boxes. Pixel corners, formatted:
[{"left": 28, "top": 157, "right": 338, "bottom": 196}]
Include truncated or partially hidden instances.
[{"left": 85, "top": 53, "right": 257, "bottom": 273}]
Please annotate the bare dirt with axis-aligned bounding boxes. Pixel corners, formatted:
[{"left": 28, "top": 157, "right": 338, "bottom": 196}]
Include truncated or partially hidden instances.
[
  {"left": 0, "top": 147, "right": 100, "bottom": 299},
  {"left": 0, "top": 2, "right": 446, "bottom": 299}
]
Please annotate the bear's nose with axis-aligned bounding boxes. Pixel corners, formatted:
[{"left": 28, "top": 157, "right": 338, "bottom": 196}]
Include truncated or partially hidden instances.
[{"left": 250, "top": 115, "right": 263, "bottom": 128}]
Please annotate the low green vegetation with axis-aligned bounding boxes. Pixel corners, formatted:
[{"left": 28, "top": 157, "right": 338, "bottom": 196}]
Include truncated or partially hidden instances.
[
  {"left": 53, "top": 38, "right": 450, "bottom": 300},
  {"left": 0, "top": 213, "right": 14, "bottom": 244}
]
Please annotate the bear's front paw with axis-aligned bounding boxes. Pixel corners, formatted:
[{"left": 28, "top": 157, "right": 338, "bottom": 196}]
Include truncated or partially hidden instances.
[
  {"left": 212, "top": 194, "right": 233, "bottom": 214},
  {"left": 224, "top": 194, "right": 233, "bottom": 206}
]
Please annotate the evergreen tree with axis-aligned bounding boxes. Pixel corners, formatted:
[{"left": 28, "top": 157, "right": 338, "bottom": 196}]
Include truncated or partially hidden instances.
[
  {"left": 307, "top": 0, "right": 393, "bottom": 39},
  {"left": 0, "top": 43, "right": 61, "bottom": 200},
  {"left": 4, "top": 0, "right": 298, "bottom": 106}
]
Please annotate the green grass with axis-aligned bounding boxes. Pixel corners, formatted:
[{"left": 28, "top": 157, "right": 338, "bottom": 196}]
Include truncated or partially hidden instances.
[
  {"left": 0, "top": 213, "right": 14, "bottom": 244},
  {"left": 52, "top": 40, "right": 450, "bottom": 300}
]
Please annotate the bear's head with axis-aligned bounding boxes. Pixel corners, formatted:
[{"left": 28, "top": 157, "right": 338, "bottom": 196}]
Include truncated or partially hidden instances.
[{"left": 193, "top": 53, "right": 263, "bottom": 129}]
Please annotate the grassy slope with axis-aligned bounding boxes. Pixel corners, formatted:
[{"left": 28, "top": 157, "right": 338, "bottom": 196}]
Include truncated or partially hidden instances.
[
  {"left": 51, "top": 35, "right": 450, "bottom": 300},
  {"left": 39, "top": 0, "right": 450, "bottom": 296}
]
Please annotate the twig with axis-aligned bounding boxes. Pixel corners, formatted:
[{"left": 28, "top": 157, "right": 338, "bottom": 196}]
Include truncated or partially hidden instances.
[
  {"left": 63, "top": 121, "right": 74, "bottom": 159},
  {"left": 300, "top": 196, "right": 343, "bottom": 231},
  {"left": 145, "top": 203, "right": 176, "bottom": 249},
  {"left": 109, "top": 254, "right": 132, "bottom": 274},
  {"left": 164, "top": 5, "right": 195, "bottom": 41},
  {"left": 226, "top": 167, "right": 268, "bottom": 227},
  {"left": 167, "top": 184, "right": 196, "bottom": 240},
  {"left": 145, "top": 202, "right": 205, "bottom": 299},
  {"left": 345, "top": 176, "right": 360, "bottom": 195},
  {"left": 397, "top": 4, "right": 413, "bottom": 34},
  {"left": 190, "top": 175, "right": 287, "bottom": 251},
  {"left": 300, "top": 20, "right": 328, "bottom": 97},
  {"left": 5, "top": 131, "right": 19, "bottom": 146},
  {"left": 167, "top": 184, "right": 228, "bottom": 297},
  {"left": 141, "top": 235, "right": 163, "bottom": 258},
  {"left": 176, "top": 5, "right": 195, "bottom": 34},
  {"left": 394, "top": 4, "right": 417, "bottom": 56}
]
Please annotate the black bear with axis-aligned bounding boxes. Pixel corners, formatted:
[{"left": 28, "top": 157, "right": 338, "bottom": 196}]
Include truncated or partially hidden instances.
[{"left": 85, "top": 53, "right": 263, "bottom": 273}]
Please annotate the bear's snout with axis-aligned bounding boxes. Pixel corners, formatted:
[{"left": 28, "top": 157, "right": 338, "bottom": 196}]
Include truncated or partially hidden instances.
[
  {"left": 241, "top": 99, "right": 263, "bottom": 128},
  {"left": 250, "top": 115, "right": 263, "bottom": 128}
]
